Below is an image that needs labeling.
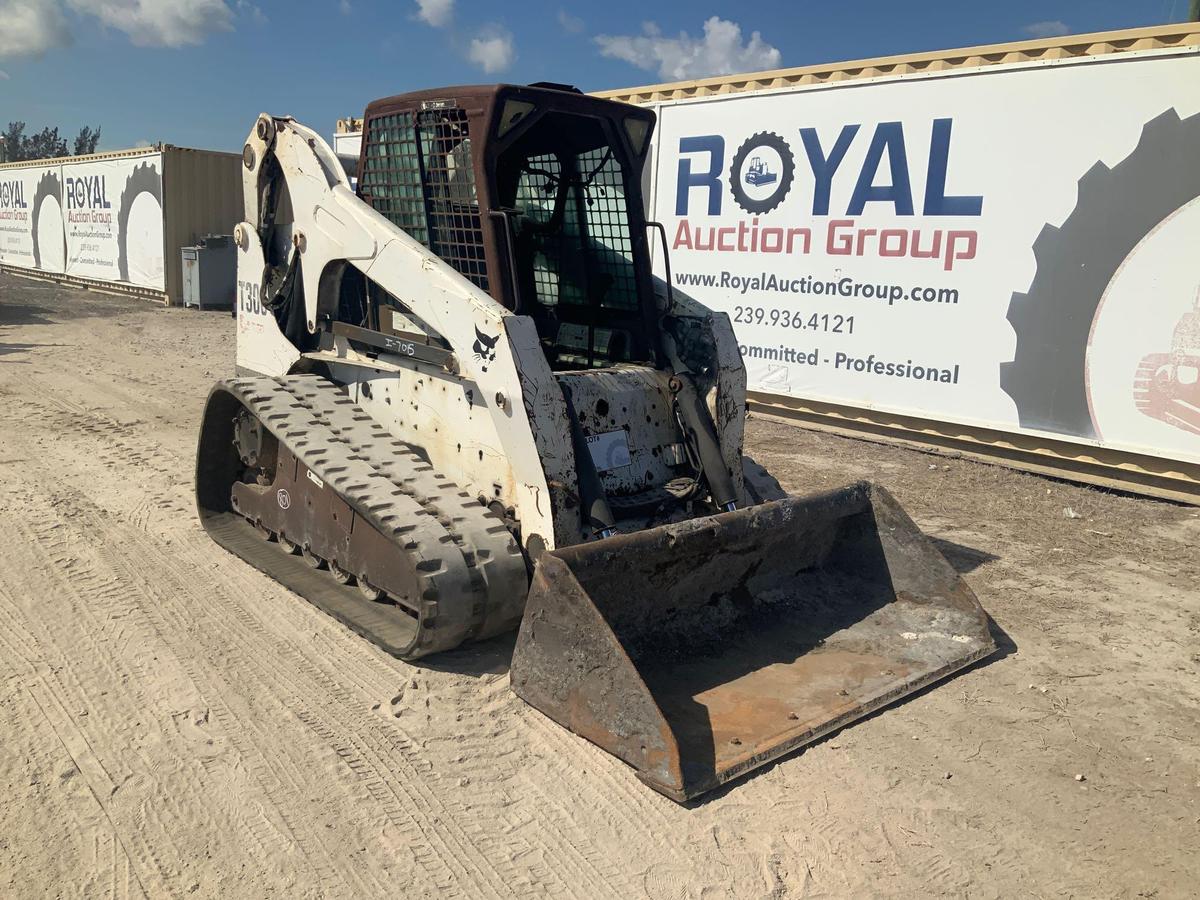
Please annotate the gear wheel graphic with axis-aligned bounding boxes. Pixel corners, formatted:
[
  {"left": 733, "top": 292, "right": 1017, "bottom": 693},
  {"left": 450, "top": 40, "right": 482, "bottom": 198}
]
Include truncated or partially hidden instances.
[
  {"left": 729, "top": 131, "right": 795, "bottom": 215},
  {"left": 116, "top": 160, "right": 162, "bottom": 283},
  {"left": 1001, "top": 109, "right": 1200, "bottom": 438},
  {"left": 30, "top": 169, "right": 63, "bottom": 270}
]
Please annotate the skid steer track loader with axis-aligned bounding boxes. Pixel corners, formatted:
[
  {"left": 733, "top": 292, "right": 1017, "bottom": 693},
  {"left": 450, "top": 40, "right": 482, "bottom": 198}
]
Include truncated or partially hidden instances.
[{"left": 196, "top": 83, "right": 994, "bottom": 802}]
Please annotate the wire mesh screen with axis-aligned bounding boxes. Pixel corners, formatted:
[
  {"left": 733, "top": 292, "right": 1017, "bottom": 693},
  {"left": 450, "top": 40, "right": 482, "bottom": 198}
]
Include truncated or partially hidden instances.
[
  {"left": 360, "top": 112, "right": 428, "bottom": 244},
  {"left": 513, "top": 147, "right": 638, "bottom": 313},
  {"left": 511, "top": 142, "right": 642, "bottom": 367},
  {"left": 417, "top": 109, "right": 489, "bottom": 292},
  {"left": 576, "top": 147, "right": 639, "bottom": 312},
  {"left": 360, "top": 108, "right": 489, "bottom": 292},
  {"left": 514, "top": 154, "right": 565, "bottom": 308}
]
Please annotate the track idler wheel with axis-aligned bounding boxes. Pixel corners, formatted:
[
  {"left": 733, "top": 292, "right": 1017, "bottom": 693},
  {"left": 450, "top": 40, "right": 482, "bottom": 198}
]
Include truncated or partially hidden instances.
[
  {"left": 357, "top": 578, "right": 385, "bottom": 602},
  {"left": 329, "top": 561, "right": 353, "bottom": 585}
]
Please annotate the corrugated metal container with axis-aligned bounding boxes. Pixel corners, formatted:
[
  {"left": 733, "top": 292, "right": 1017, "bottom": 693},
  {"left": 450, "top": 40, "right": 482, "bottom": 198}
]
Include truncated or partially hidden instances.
[
  {"left": 162, "top": 146, "right": 242, "bottom": 306},
  {"left": 0, "top": 145, "right": 163, "bottom": 169},
  {"left": 592, "top": 22, "right": 1200, "bottom": 103},
  {"left": 592, "top": 21, "right": 1200, "bottom": 505},
  {"left": 0, "top": 143, "right": 241, "bottom": 305}
]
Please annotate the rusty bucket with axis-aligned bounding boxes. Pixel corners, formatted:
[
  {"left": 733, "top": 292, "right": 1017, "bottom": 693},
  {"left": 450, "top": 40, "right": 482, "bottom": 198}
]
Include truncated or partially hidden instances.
[{"left": 510, "top": 481, "right": 994, "bottom": 802}]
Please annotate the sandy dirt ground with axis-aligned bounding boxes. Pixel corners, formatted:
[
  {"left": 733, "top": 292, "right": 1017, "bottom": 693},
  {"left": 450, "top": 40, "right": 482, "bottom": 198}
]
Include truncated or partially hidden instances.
[{"left": 0, "top": 272, "right": 1197, "bottom": 899}]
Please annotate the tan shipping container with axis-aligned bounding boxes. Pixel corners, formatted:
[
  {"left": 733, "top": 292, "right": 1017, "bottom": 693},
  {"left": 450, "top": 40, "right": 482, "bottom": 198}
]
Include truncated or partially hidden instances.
[{"left": 162, "top": 146, "right": 242, "bottom": 306}]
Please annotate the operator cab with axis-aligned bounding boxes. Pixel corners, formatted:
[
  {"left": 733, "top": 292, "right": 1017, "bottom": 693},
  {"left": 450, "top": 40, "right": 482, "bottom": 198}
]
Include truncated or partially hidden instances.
[{"left": 356, "top": 83, "right": 659, "bottom": 371}]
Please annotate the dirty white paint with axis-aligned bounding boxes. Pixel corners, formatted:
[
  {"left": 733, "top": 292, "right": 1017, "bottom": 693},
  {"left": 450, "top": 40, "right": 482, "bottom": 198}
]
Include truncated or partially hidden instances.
[{"left": 233, "top": 113, "right": 761, "bottom": 549}]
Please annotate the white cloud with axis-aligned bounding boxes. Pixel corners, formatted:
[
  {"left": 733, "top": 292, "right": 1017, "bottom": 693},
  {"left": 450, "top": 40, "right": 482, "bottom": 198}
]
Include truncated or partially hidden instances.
[
  {"left": 0, "top": 69, "right": 10, "bottom": 79},
  {"left": 1023, "top": 20, "right": 1070, "bottom": 38},
  {"left": 236, "top": 0, "right": 266, "bottom": 25},
  {"left": 67, "top": 0, "right": 234, "bottom": 47},
  {"left": 338, "top": 0, "right": 351, "bottom": 13},
  {"left": 557, "top": 9, "right": 583, "bottom": 34},
  {"left": 595, "top": 17, "right": 780, "bottom": 82},
  {"left": 0, "top": 0, "right": 72, "bottom": 59},
  {"left": 414, "top": 0, "right": 452, "bottom": 28},
  {"left": 467, "top": 26, "right": 514, "bottom": 74}
]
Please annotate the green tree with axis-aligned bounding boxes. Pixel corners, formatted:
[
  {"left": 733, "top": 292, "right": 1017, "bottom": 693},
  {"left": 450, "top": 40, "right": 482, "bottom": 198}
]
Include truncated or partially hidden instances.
[
  {"left": 0, "top": 122, "right": 103, "bottom": 161},
  {"left": 22, "top": 126, "right": 68, "bottom": 160},
  {"left": 1191, "top": 0, "right": 1199, "bottom": 21},
  {"left": 2, "top": 121, "right": 27, "bottom": 162},
  {"left": 73, "top": 125, "right": 102, "bottom": 155}
]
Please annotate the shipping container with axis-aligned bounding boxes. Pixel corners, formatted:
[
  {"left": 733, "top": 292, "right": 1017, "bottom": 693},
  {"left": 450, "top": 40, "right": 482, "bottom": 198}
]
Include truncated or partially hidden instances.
[
  {"left": 593, "top": 23, "right": 1200, "bottom": 503},
  {"left": 0, "top": 144, "right": 241, "bottom": 305}
]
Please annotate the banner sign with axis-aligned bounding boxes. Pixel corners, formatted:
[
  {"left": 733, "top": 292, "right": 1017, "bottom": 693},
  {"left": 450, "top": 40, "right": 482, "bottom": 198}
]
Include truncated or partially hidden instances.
[
  {"left": 649, "top": 51, "right": 1200, "bottom": 464},
  {"left": 63, "top": 153, "right": 164, "bottom": 290},
  {"left": 0, "top": 152, "right": 164, "bottom": 290},
  {"left": 0, "top": 164, "right": 65, "bottom": 273}
]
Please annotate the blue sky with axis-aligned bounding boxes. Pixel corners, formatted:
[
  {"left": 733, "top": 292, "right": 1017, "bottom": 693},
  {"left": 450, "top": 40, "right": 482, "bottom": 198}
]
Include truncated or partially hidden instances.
[{"left": 0, "top": 0, "right": 1192, "bottom": 153}]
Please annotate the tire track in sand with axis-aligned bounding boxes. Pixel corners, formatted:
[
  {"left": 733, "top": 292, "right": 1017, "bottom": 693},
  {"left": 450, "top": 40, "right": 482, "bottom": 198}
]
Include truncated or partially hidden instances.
[
  {"left": 0, "top": 485, "right": 372, "bottom": 898},
  {"left": 9, "top": 475, "right": 509, "bottom": 898},
  {"left": 4, "top": 379, "right": 641, "bottom": 897}
]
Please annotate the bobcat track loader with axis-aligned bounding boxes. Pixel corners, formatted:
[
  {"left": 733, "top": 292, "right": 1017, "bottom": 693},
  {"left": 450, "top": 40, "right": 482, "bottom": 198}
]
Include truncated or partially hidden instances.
[{"left": 196, "top": 83, "right": 994, "bottom": 802}]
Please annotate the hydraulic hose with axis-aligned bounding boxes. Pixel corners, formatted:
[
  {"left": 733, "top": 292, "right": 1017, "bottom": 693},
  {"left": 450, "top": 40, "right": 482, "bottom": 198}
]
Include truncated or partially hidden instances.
[
  {"left": 560, "top": 383, "right": 617, "bottom": 538},
  {"left": 669, "top": 376, "right": 738, "bottom": 512}
]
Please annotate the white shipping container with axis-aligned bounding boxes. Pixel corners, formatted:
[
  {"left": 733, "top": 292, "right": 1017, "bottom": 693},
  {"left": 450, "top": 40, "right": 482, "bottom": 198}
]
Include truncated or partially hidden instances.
[
  {"left": 596, "top": 23, "right": 1200, "bottom": 495},
  {"left": 0, "top": 145, "right": 241, "bottom": 304}
]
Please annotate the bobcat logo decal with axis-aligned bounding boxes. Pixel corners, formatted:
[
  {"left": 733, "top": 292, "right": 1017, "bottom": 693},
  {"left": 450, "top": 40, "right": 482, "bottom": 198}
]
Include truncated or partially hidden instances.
[{"left": 472, "top": 326, "right": 499, "bottom": 372}]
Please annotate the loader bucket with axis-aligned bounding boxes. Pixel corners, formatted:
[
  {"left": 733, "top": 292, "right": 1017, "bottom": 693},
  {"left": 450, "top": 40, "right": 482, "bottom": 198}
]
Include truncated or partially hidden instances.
[{"left": 510, "top": 481, "right": 994, "bottom": 802}]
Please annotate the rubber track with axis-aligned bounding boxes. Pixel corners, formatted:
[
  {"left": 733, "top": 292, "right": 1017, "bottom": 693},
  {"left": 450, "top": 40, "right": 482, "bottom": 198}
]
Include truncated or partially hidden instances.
[
  {"left": 220, "top": 375, "right": 526, "bottom": 656},
  {"left": 284, "top": 376, "right": 528, "bottom": 639}
]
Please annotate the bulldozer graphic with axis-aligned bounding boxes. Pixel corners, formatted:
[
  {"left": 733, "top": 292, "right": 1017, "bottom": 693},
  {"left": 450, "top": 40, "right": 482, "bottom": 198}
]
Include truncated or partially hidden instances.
[
  {"left": 1134, "top": 283, "right": 1200, "bottom": 435},
  {"left": 743, "top": 155, "right": 777, "bottom": 186}
]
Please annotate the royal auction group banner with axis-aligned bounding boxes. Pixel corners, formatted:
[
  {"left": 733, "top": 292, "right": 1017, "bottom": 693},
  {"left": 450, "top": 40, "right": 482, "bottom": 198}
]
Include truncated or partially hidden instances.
[
  {"left": 647, "top": 49, "right": 1200, "bottom": 465},
  {"left": 0, "top": 164, "right": 65, "bottom": 273},
  {"left": 0, "top": 151, "right": 164, "bottom": 291}
]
